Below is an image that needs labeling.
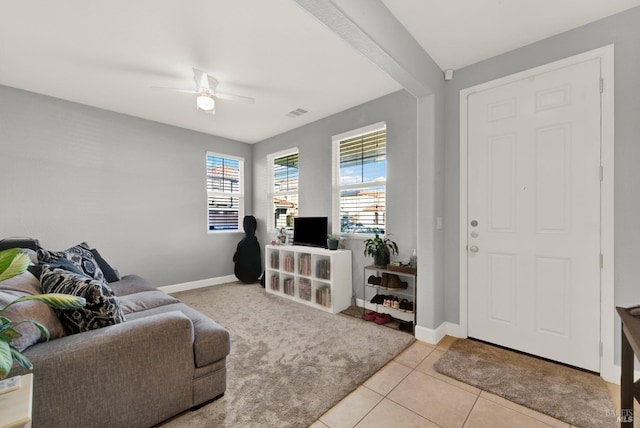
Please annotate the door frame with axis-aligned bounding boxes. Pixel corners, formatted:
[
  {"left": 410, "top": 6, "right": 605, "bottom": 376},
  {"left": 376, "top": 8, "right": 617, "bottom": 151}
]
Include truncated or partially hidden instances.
[{"left": 459, "top": 45, "right": 615, "bottom": 381}]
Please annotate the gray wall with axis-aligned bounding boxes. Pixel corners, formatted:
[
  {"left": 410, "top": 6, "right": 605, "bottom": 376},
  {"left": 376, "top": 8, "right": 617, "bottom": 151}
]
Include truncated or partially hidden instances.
[
  {"left": 3, "top": 3, "right": 635, "bottom": 345},
  {"left": 0, "top": 85, "right": 252, "bottom": 286},
  {"left": 443, "top": 7, "right": 640, "bottom": 358},
  {"left": 252, "top": 90, "right": 418, "bottom": 301}
]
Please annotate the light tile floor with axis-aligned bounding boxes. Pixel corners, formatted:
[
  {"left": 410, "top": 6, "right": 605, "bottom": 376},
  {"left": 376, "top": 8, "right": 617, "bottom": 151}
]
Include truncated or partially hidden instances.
[{"left": 310, "top": 336, "right": 626, "bottom": 428}]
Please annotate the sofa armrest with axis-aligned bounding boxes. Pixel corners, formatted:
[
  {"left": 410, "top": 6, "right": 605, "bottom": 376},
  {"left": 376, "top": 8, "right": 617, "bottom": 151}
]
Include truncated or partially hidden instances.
[{"left": 17, "top": 311, "right": 197, "bottom": 428}]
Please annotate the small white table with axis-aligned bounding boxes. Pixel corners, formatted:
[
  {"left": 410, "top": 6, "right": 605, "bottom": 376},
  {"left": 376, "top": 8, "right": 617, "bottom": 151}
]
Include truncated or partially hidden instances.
[{"left": 0, "top": 374, "right": 33, "bottom": 428}]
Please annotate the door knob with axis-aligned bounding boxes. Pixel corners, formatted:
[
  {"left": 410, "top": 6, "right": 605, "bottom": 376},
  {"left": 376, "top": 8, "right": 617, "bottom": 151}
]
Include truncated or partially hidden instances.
[{"left": 469, "top": 245, "right": 479, "bottom": 253}]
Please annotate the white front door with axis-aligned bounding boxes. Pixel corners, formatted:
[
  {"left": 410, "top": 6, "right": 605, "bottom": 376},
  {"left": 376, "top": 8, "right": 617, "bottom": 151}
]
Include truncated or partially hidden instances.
[{"left": 466, "top": 58, "right": 602, "bottom": 371}]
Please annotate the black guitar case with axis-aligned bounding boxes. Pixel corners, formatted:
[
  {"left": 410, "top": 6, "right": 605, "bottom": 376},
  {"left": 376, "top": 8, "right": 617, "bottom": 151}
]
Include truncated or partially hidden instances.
[{"left": 233, "top": 216, "right": 262, "bottom": 283}]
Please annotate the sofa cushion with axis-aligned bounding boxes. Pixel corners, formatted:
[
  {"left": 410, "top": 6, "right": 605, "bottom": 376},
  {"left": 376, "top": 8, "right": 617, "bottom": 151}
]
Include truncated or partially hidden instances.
[
  {"left": 125, "top": 302, "right": 230, "bottom": 367},
  {"left": 177, "top": 303, "right": 231, "bottom": 367},
  {"left": 108, "top": 274, "right": 158, "bottom": 297},
  {"left": 0, "top": 238, "right": 40, "bottom": 251},
  {"left": 0, "top": 271, "right": 66, "bottom": 351},
  {"left": 118, "top": 290, "right": 180, "bottom": 315},
  {"left": 37, "top": 242, "right": 106, "bottom": 283},
  {"left": 22, "top": 248, "right": 38, "bottom": 264},
  {"left": 40, "top": 265, "right": 125, "bottom": 334}
]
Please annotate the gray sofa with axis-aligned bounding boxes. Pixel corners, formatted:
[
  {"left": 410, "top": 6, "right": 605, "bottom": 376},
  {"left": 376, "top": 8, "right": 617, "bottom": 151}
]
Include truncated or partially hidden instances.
[{"left": 11, "top": 274, "right": 231, "bottom": 427}]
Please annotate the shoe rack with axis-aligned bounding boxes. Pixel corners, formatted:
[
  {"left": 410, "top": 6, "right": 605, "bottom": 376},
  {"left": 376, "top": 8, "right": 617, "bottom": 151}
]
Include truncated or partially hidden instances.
[
  {"left": 264, "top": 244, "right": 352, "bottom": 314},
  {"left": 363, "top": 265, "right": 416, "bottom": 328}
]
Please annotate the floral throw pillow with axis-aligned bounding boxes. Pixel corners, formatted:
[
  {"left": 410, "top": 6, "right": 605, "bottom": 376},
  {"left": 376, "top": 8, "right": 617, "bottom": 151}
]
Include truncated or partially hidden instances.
[
  {"left": 40, "top": 265, "right": 125, "bottom": 334},
  {"left": 37, "top": 242, "right": 106, "bottom": 283}
]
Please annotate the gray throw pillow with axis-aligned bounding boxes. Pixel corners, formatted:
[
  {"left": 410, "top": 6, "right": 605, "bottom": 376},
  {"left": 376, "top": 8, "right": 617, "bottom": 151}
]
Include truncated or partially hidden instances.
[
  {"left": 0, "top": 271, "right": 66, "bottom": 351},
  {"left": 89, "top": 248, "right": 121, "bottom": 283},
  {"left": 40, "top": 265, "right": 125, "bottom": 334}
]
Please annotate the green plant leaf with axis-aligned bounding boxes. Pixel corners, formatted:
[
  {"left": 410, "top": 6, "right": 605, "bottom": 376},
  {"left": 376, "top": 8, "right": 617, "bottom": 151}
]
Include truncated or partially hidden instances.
[
  {"left": 0, "top": 249, "right": 30, "bottom": 282},
  {"left": 12, "top": 320, "right": 50, "bottom": 341},
  {"left": 28, "top": 293, "right": 86, "bottom": 310},
  {"left": 0, "top": 326, "right": 21, "bottom": 341},
  {"left": 32, "top": 320, "right": 50, "bottom": 341},
  {"left": 0, "top": 340, "right": 12, "bottom": 379},
  {"left": 0, "top": 294, "right": 86, "bottom": 316},
  {"left": 10, "top": 346, "right": 32, "bottom": 371},
  {"left": 0, "top": 317, "right": 14, "bottom": 337}
]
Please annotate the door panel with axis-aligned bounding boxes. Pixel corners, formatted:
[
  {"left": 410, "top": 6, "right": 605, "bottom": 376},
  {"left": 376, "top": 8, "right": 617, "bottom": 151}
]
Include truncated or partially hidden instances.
[{"left": 467, "top": 58, "right": 601, "bottom": 371}]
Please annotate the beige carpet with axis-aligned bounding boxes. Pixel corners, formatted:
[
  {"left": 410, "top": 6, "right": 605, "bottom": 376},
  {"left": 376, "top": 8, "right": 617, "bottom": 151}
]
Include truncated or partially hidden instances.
[
  {"left": 160, "top": 283, "right": 414, "bottom": 428},
  {"left": 433, "top": 339, "right": 616, "bottom": 428}
]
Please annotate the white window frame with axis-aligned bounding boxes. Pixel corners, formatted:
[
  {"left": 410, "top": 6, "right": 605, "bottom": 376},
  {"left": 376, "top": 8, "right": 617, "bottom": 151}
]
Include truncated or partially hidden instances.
[
  {"left": 206, "top": 151, "right": 244, "bottom": 233},
  {"left": 332, "top": 122, "right": 387, "bottom": 238},
  {"left": 267, "top": 147, "right": 299, "bottom": 233}
]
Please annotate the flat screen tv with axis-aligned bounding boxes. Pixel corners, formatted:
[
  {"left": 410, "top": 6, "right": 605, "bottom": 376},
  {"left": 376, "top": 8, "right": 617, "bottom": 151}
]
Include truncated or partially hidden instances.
[{"left": 293, "top": 217, "right": 328, "bottom": 248}]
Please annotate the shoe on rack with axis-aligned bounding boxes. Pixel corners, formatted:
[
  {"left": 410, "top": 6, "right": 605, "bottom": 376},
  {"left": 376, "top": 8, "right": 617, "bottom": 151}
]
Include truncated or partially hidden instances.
[
  {"left": 380, "top": 273, "right": 390, "bottom": 289},
  {"left": 392, "top": 297, "right": 400, "bottom": 310},
  {"left": 364, "top": 311, "right": 378, "bottom": 321},
  {"left": 383, "top": 297, "right": 390, "bottom": 307},
  {"left": 370, "top": 294, "right": 384, "bottom": 304},
  {"left": 406, "top": 301, "right": 414, "bottom": 313},
  {"left": 374, "top": 313, "right": 392, "bottom": 325},
  {"left": 367, "top": 275, "right": 382, "bottom": 286},
  {"left": 399, "top": 299, "right": 409, "bottom": 311},
  {"left": 399, "top": 321, "right": 414, "bottom": 333},
  {"left": 386, "top": 274, "right": 402, "bottom": 290}
]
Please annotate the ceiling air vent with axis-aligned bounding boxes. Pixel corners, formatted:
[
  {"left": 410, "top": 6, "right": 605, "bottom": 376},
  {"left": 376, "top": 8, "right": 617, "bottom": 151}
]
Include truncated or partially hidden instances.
[{"left": 285, "top": 108, "right": 308, "bottom": 118}]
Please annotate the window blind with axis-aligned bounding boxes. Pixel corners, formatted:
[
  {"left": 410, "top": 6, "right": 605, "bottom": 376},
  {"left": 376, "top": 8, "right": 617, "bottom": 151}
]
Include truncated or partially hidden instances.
[
  {"left": 273, "top": 153, "right": 299, "bottom": 193},
  {"left": 206, "top": 154, "right": 243, "bottom": 231},
  {"left": 339, "top": 129, "right": 386, "bottom": 186},
  {"left": 336, "top": 128, "right": 386, "bottom": 234},
  {"left": 271, "top": 151, "right": 299, "bottom": 230}
]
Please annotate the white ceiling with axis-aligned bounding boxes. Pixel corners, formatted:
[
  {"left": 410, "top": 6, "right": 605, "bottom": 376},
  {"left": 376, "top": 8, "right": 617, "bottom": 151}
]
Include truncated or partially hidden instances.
[
  {"left": 382, "top": 0, "right": 640, "bottom": 71},
  {"left": 1, "top": 1, "right": 638, "bottom": 144}
]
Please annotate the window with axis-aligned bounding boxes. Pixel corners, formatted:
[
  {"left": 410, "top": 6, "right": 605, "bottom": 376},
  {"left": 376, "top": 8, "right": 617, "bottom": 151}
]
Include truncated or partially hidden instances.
[
  {"left": 268, "top": 149, "right": 299, "bottom": 232},
  {"left": 333, "top": 122, "right": 386, "bottom": 235},
  {"left": 206, "top": 152, "right": 244, "bottom": 232}
]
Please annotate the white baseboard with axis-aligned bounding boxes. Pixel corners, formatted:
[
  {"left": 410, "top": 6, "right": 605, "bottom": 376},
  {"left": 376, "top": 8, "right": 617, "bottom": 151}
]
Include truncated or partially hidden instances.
[
  {"left": 159, "top": 275, "right": 238, "bottom": 294},
  {"left": 415, "top": 322, "right": 466, "bottom": 345}
]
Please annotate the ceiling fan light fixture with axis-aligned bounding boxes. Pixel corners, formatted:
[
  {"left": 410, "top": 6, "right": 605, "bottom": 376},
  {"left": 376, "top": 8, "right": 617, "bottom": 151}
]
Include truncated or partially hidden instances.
[{"left": 196, "top": 94, "right": 215, "bottom": 112}]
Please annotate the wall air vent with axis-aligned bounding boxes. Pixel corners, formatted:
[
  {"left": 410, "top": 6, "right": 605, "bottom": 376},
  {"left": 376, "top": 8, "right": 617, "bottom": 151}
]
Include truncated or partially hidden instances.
[{"left": 285, "top": 108, "right": 308, "bottom": 118}]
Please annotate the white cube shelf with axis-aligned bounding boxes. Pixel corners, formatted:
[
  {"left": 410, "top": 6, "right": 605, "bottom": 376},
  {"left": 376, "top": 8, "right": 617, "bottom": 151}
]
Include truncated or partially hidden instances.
[{"left": 265, "top": 244, "right": 352, "bottom": 314}]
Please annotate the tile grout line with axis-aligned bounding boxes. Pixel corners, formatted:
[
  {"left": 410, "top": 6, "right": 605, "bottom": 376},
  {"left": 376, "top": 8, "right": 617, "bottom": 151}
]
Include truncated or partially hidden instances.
[
  {"left": 461, "top": 391, "right": 481, "bottom": 427},
  {"left": 350, "top": 385, "right": 386, "bottom": 428},
  {"left": 478, "top": 392, "right": 569, "bottom": 427},
  {"left": 380, "top": 347, "right": 450, "bottom": 428},
  {"left": 364, "top": 366, "right": 448, "bottom": 428}
]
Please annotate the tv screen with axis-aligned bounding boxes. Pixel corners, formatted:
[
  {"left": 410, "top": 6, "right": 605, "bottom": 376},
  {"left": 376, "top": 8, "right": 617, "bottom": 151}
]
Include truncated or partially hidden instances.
[{"left": 293, "top": 217, "right": 328, "bottom": 248}]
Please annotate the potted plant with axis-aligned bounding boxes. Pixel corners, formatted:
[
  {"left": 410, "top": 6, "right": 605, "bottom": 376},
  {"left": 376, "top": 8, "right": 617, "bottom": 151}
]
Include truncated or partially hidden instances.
[
  {"left": 327, "top": 234, "right": 340, "bottom": 250},
  {"left": 0, "top": 248, "right": 85, "bottom": 379},
  {"left": 363, "top": 234, "right": 398, "bottom": 268}
]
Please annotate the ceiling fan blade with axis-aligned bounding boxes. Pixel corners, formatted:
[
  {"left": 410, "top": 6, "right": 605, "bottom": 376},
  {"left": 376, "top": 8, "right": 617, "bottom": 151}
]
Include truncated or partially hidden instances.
[
  {"left": 151, "top": 86, "right": 199, "bottom": 94},
  {"left": 206, "top": 75, "right": 219, "bottom": 91},
  {"left": 215, "top": 91, "right": 256, "bottom": 104},
  {"left": 192, "top": 68, "right": 210, "bottom": 90}
]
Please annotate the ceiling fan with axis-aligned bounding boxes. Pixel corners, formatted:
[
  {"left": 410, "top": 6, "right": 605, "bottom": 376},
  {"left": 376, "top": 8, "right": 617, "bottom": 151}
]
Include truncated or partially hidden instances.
[{"left": 154, "top": 68, "right": 255, "bottom": 115}]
